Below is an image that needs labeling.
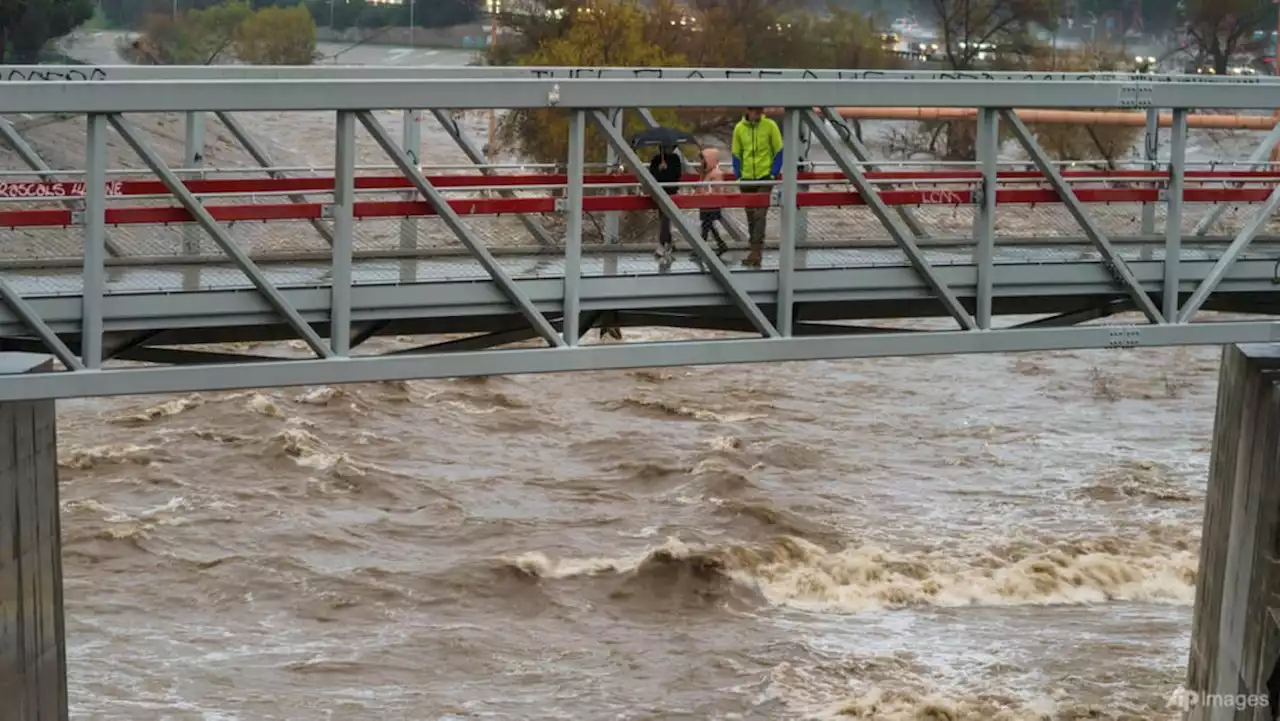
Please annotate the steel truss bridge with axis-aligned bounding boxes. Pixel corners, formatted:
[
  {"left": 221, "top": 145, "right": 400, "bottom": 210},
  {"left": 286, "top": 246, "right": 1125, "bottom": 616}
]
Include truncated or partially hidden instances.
[{"left": 1, "top": 65, "right": 1280, "bottom": 400}]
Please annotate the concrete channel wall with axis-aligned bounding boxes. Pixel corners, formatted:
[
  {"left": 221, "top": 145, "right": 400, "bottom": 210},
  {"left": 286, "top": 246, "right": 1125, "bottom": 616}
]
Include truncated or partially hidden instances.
[
  {"left": 0, "top": 354, "right": 66, "bottom": 721},
  {"left": 1188, "top": 344, "right": 1280, "bottom": 721}
]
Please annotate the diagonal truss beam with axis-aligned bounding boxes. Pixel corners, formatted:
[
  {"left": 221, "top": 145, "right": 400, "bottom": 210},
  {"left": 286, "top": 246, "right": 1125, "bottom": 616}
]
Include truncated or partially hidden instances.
[
  {"left": 818, "top": 106, "right": 930, "bottom": 238},
  {"left": 0, "top": 281, "right": 82, "bottom": 370},
  {"left": 999, "top": 109, "right": 1165, "bottom": 325},
  {"left": 107, "top": 114, "right": 334, "bottom": 359},
  {"left": 355, "top": 110, "right": 565, "bottom": 348},
  {"left": 389, "top": 314, "right": 599, "bottom": 356},
  {"left": 0, "top": 118, "right": 125, "bottom": 258},
  {"left": 589, "top": 110, "right": 779, "bottom": 339},
  {"left": 430, "top": 109, "right": 556, "bottom": 250},
  {"left": 612, "top": 311, "right": 912, "bottom": 336},
  {"left": 1012, "top": 300, "right": 1131, "bottom": 329},
  {"left": 214, "top": 111, "right": 336, "bottom": 247},
  {"left": 1178, "top": 183, "right": 1280, "bottom": 323},
  {"left": 1192, "top": 121, "right": 1280, "bottom": 237},
  {"left": 102, "top": 330, "right": 162, "bottom": 360},
  {"left": 116, "top": 346, "right": 285, "bottom": 365},
  {"left": 351, "top": 321, "right": 388, "bottom": 350},
  {"left": 803, "top": 109, "right": 974, "bottom": 330}
]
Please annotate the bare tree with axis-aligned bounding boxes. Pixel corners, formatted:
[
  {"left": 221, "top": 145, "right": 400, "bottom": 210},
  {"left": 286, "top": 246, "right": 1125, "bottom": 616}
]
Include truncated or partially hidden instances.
[
  {"left": 924, "top": 0, "right": 1054, "bottom": 70},
  {"left": 1183, "top": 0, "right": 1272, "bottom": 75}
]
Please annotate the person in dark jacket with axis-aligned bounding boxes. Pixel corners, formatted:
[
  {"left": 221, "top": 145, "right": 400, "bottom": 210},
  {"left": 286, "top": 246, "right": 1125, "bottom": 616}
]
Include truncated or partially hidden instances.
[{"left": 649, "top": 144, "right": 684, "bottom": 257}]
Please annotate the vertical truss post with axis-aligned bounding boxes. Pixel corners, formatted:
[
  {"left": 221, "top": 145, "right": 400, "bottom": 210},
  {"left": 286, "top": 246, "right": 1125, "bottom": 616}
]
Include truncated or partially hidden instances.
[
  {"left": 82, "top": 114, "right": 108, "bottom": 370},
  {"left": 1164, "top": 109, "right": 1188, "bottom": 322},
  {"left": 819, "top": 106, "right": 930, "bottom": 238},
  {"left": 1141, "top": 108, "right": 1159, "bottom": 237},
  {"left": 777, "top": 109, "right": 801, "bottom": 337},
  {"left": 399, "top": 109, "right": 422, "bottom": 284},
  {"left": 604, "top": 108, "right": 622, "bottom": 276},
  {"left": 589, "top": 110, "right": 779, "bottom": 339},
  {"left": 999, "top": 109, "right": 1165, "bottom": 325},
  {"left": 213, "top": 111, "right": 336, "bottom": 247},
  {"left": 0, "top": 119, "right": 123, "bottom": 258},
  {"left": 108, "top": 114, "right": 334, "bottom": 359},
  {"left": 973, "top": 108, "right": 999, "bottom": 330},
  {"left": 563, "top": 110, "right": 586, "bottom": 345},
  {"left": 183, "top": 112, "right": 205, "bottom": 170},
  {"left": 794, "top": 116, "right": 810, "bottom": 270},
  {"left": 804, "top": 109, "right": 974, "bottom": 330},
  {"left": 332, "top": 111, "right": 356, "bottom": 357},
  {"left": 355, "top": 110, "right": 565, "bottom": 348},
  {"left": 1192, "top": 121, "right": 1280, "bottom": 236},
  {"left": 429, "top": 109, "right": 556, "bottom": 250},
  {"left": 182, "top": 112, "right": 206, "bottom": 291},
  {"left": 1178, "top": 184, "right": 1280, "bottom": 323}
]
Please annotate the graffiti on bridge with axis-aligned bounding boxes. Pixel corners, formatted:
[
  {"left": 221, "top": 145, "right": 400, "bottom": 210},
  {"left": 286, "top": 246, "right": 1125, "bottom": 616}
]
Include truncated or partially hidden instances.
[
  {"left": 3, "top": 67, "right": 107, "bottom": 82},
  {"left": 0, "top": 181, "right": 124, "bottom": 199},
  {"left": 523, "top": 67, "right": 1260, "bottom": 84}
]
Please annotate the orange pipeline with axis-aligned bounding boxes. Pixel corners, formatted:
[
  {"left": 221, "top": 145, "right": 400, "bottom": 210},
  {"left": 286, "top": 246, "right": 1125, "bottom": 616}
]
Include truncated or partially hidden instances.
[{"left": 828, "top": 108, "right": 1278, "bottom": 130}]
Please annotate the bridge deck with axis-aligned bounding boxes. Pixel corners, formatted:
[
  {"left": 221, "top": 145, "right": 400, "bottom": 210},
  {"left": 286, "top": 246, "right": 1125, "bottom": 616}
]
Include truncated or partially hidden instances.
[{"left": 11, "top": 242, "right": 1272, "bottom": 297}]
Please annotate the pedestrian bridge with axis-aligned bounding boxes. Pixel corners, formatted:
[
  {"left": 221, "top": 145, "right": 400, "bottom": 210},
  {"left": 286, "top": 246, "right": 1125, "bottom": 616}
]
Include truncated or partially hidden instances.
[
  {"left": 2, "top": 67, "right": 1280, "bottom": 721},
  {"left": 0, "top": 65, "right": 1279, "bottom": 401}
]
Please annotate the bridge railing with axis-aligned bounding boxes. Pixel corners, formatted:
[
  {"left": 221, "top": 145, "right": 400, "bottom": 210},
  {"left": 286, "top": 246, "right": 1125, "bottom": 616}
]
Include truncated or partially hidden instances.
[
  {"left": 3, "top": 164, "right": 1280, "bottom": 279},
  {"left": 0, "top": 70, "right": 1279, "bottom": 386}
]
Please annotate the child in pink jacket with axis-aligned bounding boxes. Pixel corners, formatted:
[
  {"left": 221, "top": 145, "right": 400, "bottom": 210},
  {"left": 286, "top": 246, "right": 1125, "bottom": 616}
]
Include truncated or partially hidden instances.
[{"left": 698, "top": 147, "right": 730, "bottom": 256}]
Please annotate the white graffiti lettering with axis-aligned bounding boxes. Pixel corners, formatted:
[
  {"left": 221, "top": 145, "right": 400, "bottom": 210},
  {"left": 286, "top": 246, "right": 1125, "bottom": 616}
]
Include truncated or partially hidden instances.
[
  {"left": 922, "top": 188, "right": 966, "bottom": 205},
  {"left": 0, "top": 181, "right": 124, "bottom": 199}
]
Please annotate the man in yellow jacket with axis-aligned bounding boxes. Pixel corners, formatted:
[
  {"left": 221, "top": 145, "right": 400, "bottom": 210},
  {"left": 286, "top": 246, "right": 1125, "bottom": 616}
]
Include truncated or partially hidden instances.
[{"left": 731, "top": 107, "right": 783, "bottom": 268}]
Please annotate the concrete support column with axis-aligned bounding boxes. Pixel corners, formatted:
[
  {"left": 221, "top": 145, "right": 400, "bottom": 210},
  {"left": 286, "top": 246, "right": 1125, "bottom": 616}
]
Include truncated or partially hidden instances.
[
  {"left": 1187, "top": 343, "right": 1280, "bottom": 720},
  {"left": 0, "top": 354, "right": 67, "bottom": 721}
]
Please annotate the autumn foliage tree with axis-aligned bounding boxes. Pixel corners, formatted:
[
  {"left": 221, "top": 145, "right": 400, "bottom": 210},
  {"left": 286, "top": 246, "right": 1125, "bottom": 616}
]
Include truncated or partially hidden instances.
[
  {"left": 494, "top": 0, "right": 688, "bottom": 166},
  {"left": 126, "top": 0, "right": 317, "bottom": 65},
  {"left": 235, "top": 5, "right": 317, "bottom": 64},
  {"left": 493, "top": 0, "right": 1147, "bottom": 169},
  {"left": 490, "top": 0, "right": 904, "bottom": 164}
]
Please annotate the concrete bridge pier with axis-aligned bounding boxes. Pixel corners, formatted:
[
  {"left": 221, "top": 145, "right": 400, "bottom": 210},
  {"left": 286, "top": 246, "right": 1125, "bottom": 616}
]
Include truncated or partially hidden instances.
[
  {"left": 0, "top": 353, "right": 67, "bottom": 721},
  {"left": 1187, "top": 344, "right": 1280, "bottom": 721}
]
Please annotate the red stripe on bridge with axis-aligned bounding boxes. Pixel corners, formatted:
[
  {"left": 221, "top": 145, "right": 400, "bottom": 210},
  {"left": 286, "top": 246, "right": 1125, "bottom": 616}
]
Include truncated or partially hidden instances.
[
  {"left": 0, "top": 187, "right": 1274, "bottom": 229},
  {"left": 0, "top": 169, "right": 1278, "bottom": 200}
]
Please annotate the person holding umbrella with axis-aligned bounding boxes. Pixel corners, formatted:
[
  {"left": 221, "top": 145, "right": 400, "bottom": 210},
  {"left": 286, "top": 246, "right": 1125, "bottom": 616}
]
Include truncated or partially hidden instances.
[
  {"left": 731, "top": 107, "right": 783, "bottom": 268},
  {"left": 631, "top": 127, "right": 695, "bottom": 260},
  {"left": 648, "top": 143, "right": 684, "bottom": 258}
]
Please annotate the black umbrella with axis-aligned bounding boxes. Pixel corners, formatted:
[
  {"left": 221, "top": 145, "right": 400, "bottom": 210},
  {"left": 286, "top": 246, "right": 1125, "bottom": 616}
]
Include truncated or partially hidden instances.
[{"left": 629, "top": 126, "right": 697, "bottom": 148}]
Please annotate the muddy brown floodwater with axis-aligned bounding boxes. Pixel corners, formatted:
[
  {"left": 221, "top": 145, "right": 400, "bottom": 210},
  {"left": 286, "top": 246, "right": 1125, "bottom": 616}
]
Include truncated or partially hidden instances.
[{"left": 55, "top": 323, "right": 1213, "bottom": 721}]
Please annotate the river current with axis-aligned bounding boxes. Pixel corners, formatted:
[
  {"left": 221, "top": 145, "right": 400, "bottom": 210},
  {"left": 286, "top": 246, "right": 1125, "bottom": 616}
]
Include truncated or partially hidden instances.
[{"left": 58, "top": 325, "right": 1211, "bottom": 720}]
